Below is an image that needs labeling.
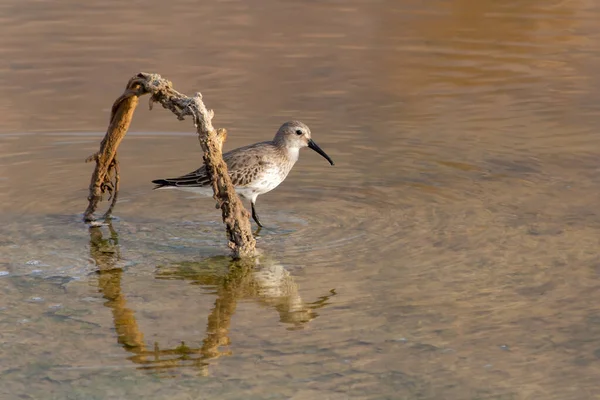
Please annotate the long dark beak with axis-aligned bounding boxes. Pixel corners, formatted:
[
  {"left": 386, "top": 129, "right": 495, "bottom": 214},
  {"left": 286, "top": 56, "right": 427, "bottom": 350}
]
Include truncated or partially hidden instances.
[{"left": 308, "top": 139, "right": 334, "bottom": 166}]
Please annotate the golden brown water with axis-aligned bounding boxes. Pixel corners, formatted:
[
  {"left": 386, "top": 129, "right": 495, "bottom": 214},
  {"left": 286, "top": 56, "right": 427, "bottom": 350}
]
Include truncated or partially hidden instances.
[{"left": 2, "top": 0, "right": 600, "bottom": 398}]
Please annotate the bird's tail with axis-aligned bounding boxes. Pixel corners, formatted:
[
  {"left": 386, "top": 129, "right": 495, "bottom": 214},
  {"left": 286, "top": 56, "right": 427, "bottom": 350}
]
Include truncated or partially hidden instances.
[{"left": 151, "top": 179, "right": 172, "bottom": 189}]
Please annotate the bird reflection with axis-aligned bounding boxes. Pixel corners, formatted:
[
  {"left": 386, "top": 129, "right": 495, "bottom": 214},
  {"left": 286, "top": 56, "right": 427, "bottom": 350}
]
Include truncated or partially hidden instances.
[{"left": 88, "top": 221, "right": 336, "bottom": 375}]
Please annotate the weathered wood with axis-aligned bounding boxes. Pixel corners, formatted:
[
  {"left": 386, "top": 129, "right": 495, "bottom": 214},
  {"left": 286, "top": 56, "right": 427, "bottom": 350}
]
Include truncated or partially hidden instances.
[
  {"left": 84, "top": 79, "right": 144, "bottom": 221},
  {"left": 84, "top": 73, "right": 256, "bottom": 258}
]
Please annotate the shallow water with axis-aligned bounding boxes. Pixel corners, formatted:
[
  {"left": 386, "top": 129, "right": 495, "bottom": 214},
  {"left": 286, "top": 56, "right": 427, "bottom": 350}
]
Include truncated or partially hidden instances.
[{"left": 2, "top": 0, "right": 600, "bottom": 398}]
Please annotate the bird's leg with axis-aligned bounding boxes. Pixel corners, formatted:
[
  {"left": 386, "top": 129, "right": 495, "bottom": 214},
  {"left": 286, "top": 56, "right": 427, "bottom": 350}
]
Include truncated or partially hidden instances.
[{"left": 251, "top": 201, "right": 264, "bottom": 228}]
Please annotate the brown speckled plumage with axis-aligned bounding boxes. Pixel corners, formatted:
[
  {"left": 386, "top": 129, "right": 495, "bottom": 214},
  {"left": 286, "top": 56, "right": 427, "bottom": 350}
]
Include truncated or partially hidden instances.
[{"left": 152, "top": 121, "right": 334, "bottom": 227}]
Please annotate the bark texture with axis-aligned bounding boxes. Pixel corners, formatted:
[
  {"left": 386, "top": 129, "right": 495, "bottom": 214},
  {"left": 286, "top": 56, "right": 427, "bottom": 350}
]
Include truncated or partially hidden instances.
[{"left": 84, "top": 72, "right": 256, "bottom": 258}]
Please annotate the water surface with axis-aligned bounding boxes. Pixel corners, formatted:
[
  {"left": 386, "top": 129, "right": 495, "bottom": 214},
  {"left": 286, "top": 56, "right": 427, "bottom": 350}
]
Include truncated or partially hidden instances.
[{"left": 2, "top": 0, "right": 600, "bottom": 399}]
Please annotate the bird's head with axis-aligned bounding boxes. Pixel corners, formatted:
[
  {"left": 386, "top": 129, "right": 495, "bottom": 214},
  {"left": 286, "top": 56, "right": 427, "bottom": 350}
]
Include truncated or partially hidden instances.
[{"left": 274, "top": 121, "right": 334, "bottom": 166}]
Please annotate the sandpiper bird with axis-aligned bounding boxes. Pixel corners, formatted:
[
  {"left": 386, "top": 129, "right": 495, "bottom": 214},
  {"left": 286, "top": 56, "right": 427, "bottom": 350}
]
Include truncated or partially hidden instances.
[{"left": 151, "top": 121, "right": 334, "bottom": 227}]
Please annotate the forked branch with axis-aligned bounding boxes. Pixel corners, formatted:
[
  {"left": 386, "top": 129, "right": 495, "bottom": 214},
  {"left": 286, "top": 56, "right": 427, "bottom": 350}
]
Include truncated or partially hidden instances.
[{"left": 84, "top": 72, "right": 256, "bottom": 258}]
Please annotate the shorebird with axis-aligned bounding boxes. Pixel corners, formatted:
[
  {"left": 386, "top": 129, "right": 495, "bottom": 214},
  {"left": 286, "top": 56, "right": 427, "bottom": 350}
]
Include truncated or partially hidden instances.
[{"left": 152, "top": 121, "right": 334, "bottom": 227}]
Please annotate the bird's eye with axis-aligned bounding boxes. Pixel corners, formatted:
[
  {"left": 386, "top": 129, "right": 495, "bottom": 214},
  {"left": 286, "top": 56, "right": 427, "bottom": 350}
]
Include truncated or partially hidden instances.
[{"left": 295, "top": 129, "right": 303, "bottom": 135}]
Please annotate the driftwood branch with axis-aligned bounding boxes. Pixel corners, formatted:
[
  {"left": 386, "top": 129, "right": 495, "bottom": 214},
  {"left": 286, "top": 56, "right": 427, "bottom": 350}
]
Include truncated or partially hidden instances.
[
  {"left": 84, "top": 78, "right": 144, "bottom": 220},
  {"left": 84, "top": 72, "right": 256, "bottom": 258}
]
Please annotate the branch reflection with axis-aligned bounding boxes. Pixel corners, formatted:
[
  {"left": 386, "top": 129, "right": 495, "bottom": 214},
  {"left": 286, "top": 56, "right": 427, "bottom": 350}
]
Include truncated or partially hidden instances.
[{"left": 88, "top": 222, "right": 336, "bottom": 374}]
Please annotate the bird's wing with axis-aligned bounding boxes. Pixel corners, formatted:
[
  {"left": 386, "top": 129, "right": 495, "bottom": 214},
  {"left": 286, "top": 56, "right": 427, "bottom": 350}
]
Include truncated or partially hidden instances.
[{"left": 153, "top": 142, "right": 274, "bottom": 188}]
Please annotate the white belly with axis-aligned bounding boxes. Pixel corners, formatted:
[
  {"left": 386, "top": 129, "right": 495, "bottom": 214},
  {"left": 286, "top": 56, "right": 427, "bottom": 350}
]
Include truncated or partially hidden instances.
[
  {"left": 253, "top": 167, "right": 287, "bottom": 194},
  {"left": 156, "top": 186, "right": 214, "bottom": 196},
  {"left": 156, "top": 166, "right": 289, "bottom": 201}
]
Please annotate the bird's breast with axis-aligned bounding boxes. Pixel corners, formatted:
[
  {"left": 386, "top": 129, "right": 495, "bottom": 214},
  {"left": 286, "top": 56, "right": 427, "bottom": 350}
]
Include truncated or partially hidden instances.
[{"left": 250, "top": 165, "right": 290, "bottom": 194}]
